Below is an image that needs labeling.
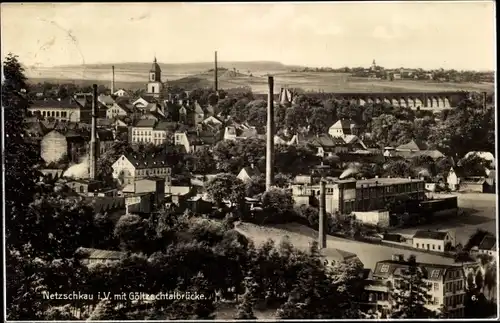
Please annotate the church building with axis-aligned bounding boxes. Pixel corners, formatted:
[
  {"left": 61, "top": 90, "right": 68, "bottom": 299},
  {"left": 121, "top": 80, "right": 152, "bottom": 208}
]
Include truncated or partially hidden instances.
[{"left": 147, "top": 57, "right": 163, "bottom": 98}]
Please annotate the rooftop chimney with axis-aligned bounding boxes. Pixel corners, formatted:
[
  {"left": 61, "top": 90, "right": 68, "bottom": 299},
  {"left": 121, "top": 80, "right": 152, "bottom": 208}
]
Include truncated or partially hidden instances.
[
  {"left": 266, "top": 76, "right": 275, "bottom": 191},
  {"left": 318, "top": 180, "right": 327, "bottom": 249},
  {"left": 214, "top": 51, "right": 218, "bottom": 93},
  {"left": 89, "top": 84, "right": 99, "bottom": 180},
  {"left": 111, "top": 65, "right": 115, "bottom": 95}
]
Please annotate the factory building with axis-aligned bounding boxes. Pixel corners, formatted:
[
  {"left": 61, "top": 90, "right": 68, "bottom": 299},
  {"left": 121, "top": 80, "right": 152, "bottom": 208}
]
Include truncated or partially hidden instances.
[{"left": 291, "top": 176, "right": 426, "bottom": 215}]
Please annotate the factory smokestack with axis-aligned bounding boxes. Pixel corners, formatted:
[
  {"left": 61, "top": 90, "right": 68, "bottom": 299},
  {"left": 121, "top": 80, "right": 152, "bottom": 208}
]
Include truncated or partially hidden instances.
[
  {"left": 111, "top": 65, "right": 115, "bottom": 95},
  {"left": 89, "top": 84, "right": 98, "bottom": 180},
  {"left": 318, "top": 180, "right": 327, "bottom": 249},
  {"left": 214, "top": 51, "right": 218, "bottom": 93},
  {"left": 266, "top": 76, "right": 275, "bottom": 191}
]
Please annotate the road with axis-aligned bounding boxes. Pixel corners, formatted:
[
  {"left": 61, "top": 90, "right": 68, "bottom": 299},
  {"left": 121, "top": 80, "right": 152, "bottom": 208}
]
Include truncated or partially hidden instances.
[
  {"left": 236, "top": 222, "right": 458, "bottom": 270},
  {"left": 390, "top": 193, "right": 497, "bottom": 245}
]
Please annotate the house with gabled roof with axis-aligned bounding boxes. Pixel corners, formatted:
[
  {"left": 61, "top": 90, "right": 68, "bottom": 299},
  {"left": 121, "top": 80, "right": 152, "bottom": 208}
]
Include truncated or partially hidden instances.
[
  {"left": 367, "top": 256, "right": 467, "bottom": 318},
  {"left": 328, "top": 119, "right": 358, "bottom": 138},
  {"left": 106, "top": 101, "right": 134, "bottom": 119},
  {"left": 237, "top": 164, "right": 261, "bottom": 183},
  {"left": 111, "top": 152, "right": 172, "bottom": 186},
  {"left": 133, "top": 95, "right": 157, "bottom": 109},
  {"left": 412, "top": 230, "right": 456, "bottom": 252},
  {"left": 113, "top": 89, "right": 130, "bottom": 97},
  {"left": 476, "top": 234, "right": 497, "bottom": 259},
  {"left": 395, "top": 139, "right": 427, "bottom": 152},
  {"left": 308, "top": 134, "right": 348, "bottom": 157}
]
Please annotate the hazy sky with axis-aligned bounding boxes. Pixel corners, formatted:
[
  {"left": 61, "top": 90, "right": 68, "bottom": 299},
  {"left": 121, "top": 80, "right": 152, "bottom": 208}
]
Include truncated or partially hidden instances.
[{"left": 1, "top": 2, "right": 496, "bottom": 70}]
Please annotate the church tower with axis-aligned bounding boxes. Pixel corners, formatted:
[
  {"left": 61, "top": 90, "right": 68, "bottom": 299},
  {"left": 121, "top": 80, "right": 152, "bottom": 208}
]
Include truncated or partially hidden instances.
[{"left": 147, "top": 57, "right": 163, "bottom": 98}]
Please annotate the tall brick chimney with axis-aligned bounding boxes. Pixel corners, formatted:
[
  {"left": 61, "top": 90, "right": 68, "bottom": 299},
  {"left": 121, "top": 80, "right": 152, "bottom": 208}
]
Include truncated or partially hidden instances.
[
  {"left": 111, "top": 65, "right": 115, "bottom": 95},
  {"left": 318, "top": 180, "right": 327, "bottom": 249},
  {"left": 89, "top": 84, "right": 99, "bottom": 180},
  {"left": 214, "top": 51, "right": 218, "bottom": 93},
  {"left": 266, "top": 76, "right": 275, "bottom": 191}
]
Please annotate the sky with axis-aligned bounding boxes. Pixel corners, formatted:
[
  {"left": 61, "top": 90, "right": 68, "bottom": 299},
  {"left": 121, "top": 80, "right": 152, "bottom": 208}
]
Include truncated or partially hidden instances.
[{"left": 0, "top": 2, "right": 496, "bottom": 70}]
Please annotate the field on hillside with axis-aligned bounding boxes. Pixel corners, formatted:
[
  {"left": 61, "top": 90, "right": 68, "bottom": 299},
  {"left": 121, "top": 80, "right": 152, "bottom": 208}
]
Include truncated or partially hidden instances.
[
  {"left": 391, "top": 193, "right": 497, "bottom": 245},
  {"left": 27, "top": 65, "right": 494, "bottom": 94},
  {"left": 235, "top": 222, "right": 457, "bottom": 269}
]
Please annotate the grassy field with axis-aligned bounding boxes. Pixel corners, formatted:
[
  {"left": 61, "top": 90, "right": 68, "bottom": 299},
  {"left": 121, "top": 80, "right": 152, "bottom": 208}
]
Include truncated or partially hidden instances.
[
  {"left": 235, "top": 222, "right": 457, "bottom": 270},
  {"left": 392, "top": 193, "right": 497, "bottom": 245},
  {"left": 26, "top": 64, "right": 494, "bottom": 94}
]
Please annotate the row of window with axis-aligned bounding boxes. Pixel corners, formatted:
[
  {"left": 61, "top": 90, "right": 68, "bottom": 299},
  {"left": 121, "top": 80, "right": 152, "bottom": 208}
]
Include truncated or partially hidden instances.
[
  {"left": 136, "top": 167, "right": 171, "bottom": 176},
  {"left": 445, "top": 280, "right": 463, "bottom": 293},
  {"left": 357, "top": 182, "right": 425, "bottom": 196},
  {"left": 35, "top": 110, "right": 69, "bottom": 118},
  {"left": 444, "top": 294, "right": 465, "bottom": 308},
  {"left": 415, "top": 243, "right": 442, "bottom": 251}
]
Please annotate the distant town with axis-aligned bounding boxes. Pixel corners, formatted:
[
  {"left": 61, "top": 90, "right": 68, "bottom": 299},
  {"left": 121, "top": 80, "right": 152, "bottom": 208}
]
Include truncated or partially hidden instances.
[{"left": 4, "top": 49, "right": 497, "bottom": 321}]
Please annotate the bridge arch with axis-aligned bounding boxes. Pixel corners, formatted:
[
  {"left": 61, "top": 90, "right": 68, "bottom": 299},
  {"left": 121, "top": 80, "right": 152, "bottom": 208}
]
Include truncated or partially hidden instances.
[
  {"left": 443, "top": 97, "right": 451, "bottom": 108},
  {"left": 437, "top": 97, "right": 444, "bottom": 108},
  {"left": 431, "top": 97, "right": 438, "bottom": 108}
]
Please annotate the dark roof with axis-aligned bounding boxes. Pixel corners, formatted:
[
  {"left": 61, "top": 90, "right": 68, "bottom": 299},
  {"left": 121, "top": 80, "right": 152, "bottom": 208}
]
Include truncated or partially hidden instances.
[
  {"left": 124, "top": 152, "right": 172, "bottom": 169},
  {"left": 478, "top": 235, "right": 496, "bottom": 251},
  {"left": 310, "top": 135, "right": 346, "bottom": 148},
  {"left": 134, "top": 119, "right": 156, "bottom": 128},
  {"left": 97, "top": 118, "right": 113, "bottom": 127},
  {"left": 97, "top": 129, "right": 114, "bottom": 141},
  {"left": 116, "top": 102, "right": 134, "bottom": 113},
  {"left": 396, "top": 140, "right": 428, "bottom": 151},
  {"left": 320, "top": 248, "right": 358, "bottom": 261},
  {"left": 30, "top": 98, "right": 88, "bottom": 109},
  {"left": 413, "top": 230, "right": 449, "bottom": 240},
  {"left": 373, "top": 259, "right": 459, "bottom": 280},
  {"left": 155, "top": 121, "right": 177, "bottom": 131},
  {"left": 139, "top": 95, "right": 157, "bottom": 103}
]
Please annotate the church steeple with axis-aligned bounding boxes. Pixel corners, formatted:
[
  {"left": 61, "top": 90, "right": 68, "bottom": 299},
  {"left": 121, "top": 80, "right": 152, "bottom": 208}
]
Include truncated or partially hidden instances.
[{"left": 147, "top": 56, "right": 163, "bottom": 98}]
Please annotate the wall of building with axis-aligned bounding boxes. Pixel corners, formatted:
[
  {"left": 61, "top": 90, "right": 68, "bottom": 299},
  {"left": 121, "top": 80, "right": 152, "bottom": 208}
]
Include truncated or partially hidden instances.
[{"left": 352, "top": 210, "right": 390, "bottom": 228}]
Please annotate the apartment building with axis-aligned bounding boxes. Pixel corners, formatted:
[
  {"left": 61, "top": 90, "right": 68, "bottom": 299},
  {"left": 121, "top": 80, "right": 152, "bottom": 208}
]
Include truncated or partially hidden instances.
[
  {"left": 130, "top": 119, "right": 174, "bottom": 145},
  {"left": 360, "top": 255, "right": 466, "bottom": 318},
  {"left": 111, "top": 153, "right": 172, "bottom": 186}
]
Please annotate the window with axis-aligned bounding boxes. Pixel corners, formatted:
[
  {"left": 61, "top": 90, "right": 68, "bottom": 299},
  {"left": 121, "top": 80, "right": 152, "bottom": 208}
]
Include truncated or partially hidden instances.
[
  {"left": 380, "top": 264, "right": 389, "bottom": 273},
  {"left": 151, "top": 73, "right": 155, "bottom": 81},
  {"left": 416, "top": 243, "right": 419, "bottom": 248},
  {"left": 79, "top": 186, "right": 84, "bottom": 193},
  {"left": 438, "top": 245, "right": 441, "bottom": 250},
  {"left": 152, "top": 86, "right": 155, "bottom": 93},
  {"left": 427, "top": 244, "right": 430, "bottom": 250},
  {"left": 431, "top": 270, "right": 440, "bottom": 278},
  {"left": 432, "top": 245, "right": 435, "bottom": 250},
  {"left": 434, "top": 282, "right": 439, "bottom": 291}
]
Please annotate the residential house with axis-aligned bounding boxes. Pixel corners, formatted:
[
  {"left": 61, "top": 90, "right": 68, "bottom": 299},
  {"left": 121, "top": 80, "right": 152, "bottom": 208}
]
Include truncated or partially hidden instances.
[
  {"left": 111, "top": 153, "right": 172, "bottom": 186},
  {"left": 131, "top": 119, "right": 174, "bottom": 146},
  {"left": 361, "top": 256, "right": 467, "bottom": 318},
  {"left": 476, "top": 234, "right": 497, "bottom": 260},
  {"left": 96, "top": 129, "right": 115, "bottom": 155},
  {"left": 106, "top": 102, "right": 134, "bottom": 119},
  {"left": 309, "top": 134, "right": 348, "bottom": 157},
  {"left": 113, "top": 89, "right": 129, "bottom": 97},
  {"left": 133, "top": 95, "right": 157, "bottom": 110},
  {"left": 328, "top": 119, "right": 358, "bottom": 138},
  {"left": 202, "top": 115, "right": 223, "bottom": 127},
  {"left": 320, "top": 248, "right": 362, "bottom": 266},
  {"left": 173, "top": 129, "right": 220, "bottom": 153},
  {"left": 388, "top": 140, "right": 444, "bottom": 160},
  {"left": 193, "top": 101, "right": 205, "bottom": 125},
  {"left": 412, "top": 230, "right": 456, "bottom": 252},
  {"left": 28, "top": 97, "right": 92, "bottom": 123},
  {"left": 237, "top": 164, "right": 261, "bottom": 183},
  {"left": 98, "top": 94, "right": 115, "bottom": 111},
  {"left": 223, "top": 124, "right": 259, "bottom": 141},
  {"left": 65, "top": 179, "right": 103, "bottom": 195}
]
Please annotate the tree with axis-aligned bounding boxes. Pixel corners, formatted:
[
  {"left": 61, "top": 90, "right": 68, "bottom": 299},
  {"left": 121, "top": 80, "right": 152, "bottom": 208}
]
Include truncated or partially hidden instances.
[
  {"left": 235, "top": 272, "right": 258, "bottom": 319},
  {"left": 245, "top": 175, "right": 266, "bottom": 197},
  {"left": 261, "top": 188, "right": 294, "bottom": 222},
  {"left": 384, "top": 160, "right": 412, "bottom": 178},
  {"left": 205, "top": 173, "right": 246, "bottom": 207},
  {"left": 390, "top": 255, "right": 434, "bottom": 318},
  {"left": 114, "top": 214, "right": 147, "bottom": 252},
  {"left": 190, "top": 147, "right": 216, "bottom": 174}
]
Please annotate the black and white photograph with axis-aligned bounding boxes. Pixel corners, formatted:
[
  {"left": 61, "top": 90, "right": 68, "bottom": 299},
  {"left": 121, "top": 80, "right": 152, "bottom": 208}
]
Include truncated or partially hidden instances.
[{"left": 1, "top": 1, "right": 497, "bottom": 320}]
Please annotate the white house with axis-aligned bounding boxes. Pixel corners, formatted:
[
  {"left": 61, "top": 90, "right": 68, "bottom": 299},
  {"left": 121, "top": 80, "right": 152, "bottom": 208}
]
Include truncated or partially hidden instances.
[
  {"left": 237, "top": 165, "right": 261, "bottom": 183},
  {"left": 328, "top": 119, "right": 357, "bottom": 138},
  {"left": 477, "top": 234, "right": 497, "bottom": 260},
  {"left": 412, "top": 230, "right": 456, "bottom": 252},
  {"left": 113, "top": 89, "right": 129, "bottom": 97},
  {"left": 106, "top": 102, "right": 133, "bottom": 119},
  {"left": 202, "top": 115, "right": 223, "bottom": 126},
  {"left": 111, "top": 153, "right": 172, "bottom": 186}
]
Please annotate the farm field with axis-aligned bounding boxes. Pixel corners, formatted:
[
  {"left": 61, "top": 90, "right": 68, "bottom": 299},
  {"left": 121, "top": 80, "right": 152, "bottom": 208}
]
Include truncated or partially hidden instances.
[
  {"left": 26, "top": 64, "right": 494, "bottom": 94},
  {"left": 235, "top": 222, "right": 457, "bottom": 270},
  {"left": 391, "top": 193, "right": 497, "bottom": 245}
]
